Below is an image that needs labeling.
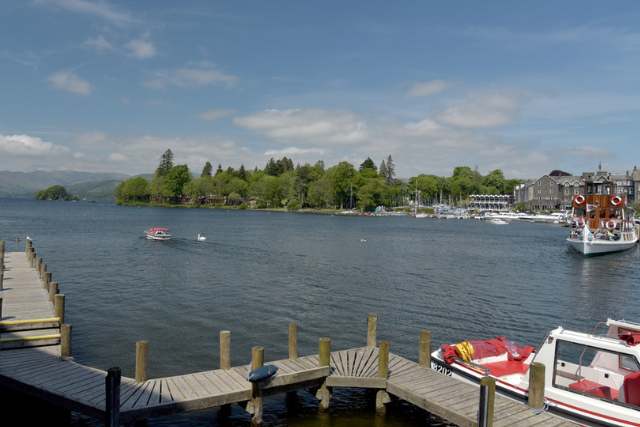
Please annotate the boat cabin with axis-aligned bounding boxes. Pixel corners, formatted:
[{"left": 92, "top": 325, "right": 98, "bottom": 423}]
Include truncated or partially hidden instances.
[
  {"left": 538, "top": 319, "right": 640, "bottom": 412},
  {"left": 571, "top": 178, "right": 626, "bottom": 231}
]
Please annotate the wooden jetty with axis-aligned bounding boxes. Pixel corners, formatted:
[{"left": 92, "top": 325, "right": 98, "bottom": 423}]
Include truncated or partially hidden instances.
[{"left": 0, "top": 242, "right": 574, "bottom": 427}]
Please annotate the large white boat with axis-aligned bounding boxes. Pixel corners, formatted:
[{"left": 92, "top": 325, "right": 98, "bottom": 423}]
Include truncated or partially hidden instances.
[
  {"left": 431, "top": 319, "right": 640, "bottom": 426},
  {"left": 144, "top": 227, "right": 172, "bottom": 240},
  {"left": 566, "top": 178, "right": 638, "bottom": 256}
]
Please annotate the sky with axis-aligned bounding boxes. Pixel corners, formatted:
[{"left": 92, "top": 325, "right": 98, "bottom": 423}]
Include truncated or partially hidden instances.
[{"left": 2, "top": 1, "right": 640, "bottom": 179}]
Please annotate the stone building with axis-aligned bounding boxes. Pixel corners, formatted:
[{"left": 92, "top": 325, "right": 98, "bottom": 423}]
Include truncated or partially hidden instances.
[{"left": 512, "top": 165, "right": 640, "bottom": 211}]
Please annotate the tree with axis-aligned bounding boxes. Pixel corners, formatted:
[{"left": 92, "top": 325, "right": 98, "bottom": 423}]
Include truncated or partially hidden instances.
[
  {"left": 329, "top": 162, "right": 357, "bottom": 209},
  {"left": 216, "top": 164, "right": 223, "bottom": 175},
  {"left": 379, "top": 160, "right": 387, "bottom": 178},
  {"left": 155, "top": 149, "right": 174, "bottom": 177},
  {"left": 34, "top": 185, "right": 76, "bottom": 201},
  {"left": 385, "top": 155, "right": 396, "bottom": 186},
  {"left": 359, "top": 157, "right": 377, "bottom": 173},
  {"left": 201, "top": 162, "right": 213, "bottom": 178},
  {"left": 164, "top": 165, "right": 191, "bottom": 199}
]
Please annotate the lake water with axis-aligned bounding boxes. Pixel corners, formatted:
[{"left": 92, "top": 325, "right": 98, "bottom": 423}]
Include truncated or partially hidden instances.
[{"left": 1, "top": 197, "right": 639, "bottom": 426}]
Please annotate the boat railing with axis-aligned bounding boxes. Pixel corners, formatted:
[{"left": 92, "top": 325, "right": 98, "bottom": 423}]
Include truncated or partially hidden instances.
[{"left": 452, "top": 356, "right": 490, "bottom": 377}]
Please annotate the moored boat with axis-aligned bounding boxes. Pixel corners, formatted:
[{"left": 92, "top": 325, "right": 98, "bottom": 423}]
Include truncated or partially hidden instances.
[
  {"left": 144, "top": 227, "right": 172, "bottom": 240},
  {"left": 566, "top": 177, "right": 638, "bottom": 256},
  {"left": 431, "top": 319, "right": 640, "bottom": 426}
]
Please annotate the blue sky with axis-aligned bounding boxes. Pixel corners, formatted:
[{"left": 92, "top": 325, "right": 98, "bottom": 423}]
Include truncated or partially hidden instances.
[{"left": 2, "top": 1, "right": 640, "bottom": 179}]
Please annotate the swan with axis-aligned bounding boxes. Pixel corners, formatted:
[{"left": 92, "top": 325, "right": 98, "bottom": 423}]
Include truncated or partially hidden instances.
[{"left": 197, "top": 233, "right": 207, "bottom": 241}]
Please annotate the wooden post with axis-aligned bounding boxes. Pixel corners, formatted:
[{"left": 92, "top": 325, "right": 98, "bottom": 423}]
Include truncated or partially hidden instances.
[
  {"left": 367, "top": 314, "right": 378, "bottom": 347},
  {"left": 0, "top": 271, "right": 3, "bottom": 290},
  {"left": 419, "top": 330, "right": 431, "bottom": 368},
  {"left": 35, "top": 257, "right": 41, "bottom": 273},
  {"left": 250, "top": 346, "right": 264, "bottom": 427},
  {"left": 289, "top": 323, "right": 298, "bottom": 360},
  {"left": 0, "top": 297, "right": 3, "bottom": 320},
  {"left": 528, "top": 362, "right": 545, "bottom": 410},
  {"left": 44, "top": 271, "right": 52, "bottom": 290},
  {"left": 220, "top": 331, "right": 231, "bottom": 370},
  {"left": 61, "top": 324, "right": 72, "bottom": 357},
  {"left": 376, "top": 341, "right": 390, "bottom": 415},
  {"left": 318, "top": 337, "right": 331, "bottom": 412},
  {"left": 54, "top": 294, "right": 65, "bottom": 325},
  {"left": 105, "top": 367, "right": 121, "bottom": 427},
  {"left": 40, "top": 263, "right": 47, "bottom": 280},
  {"left": 478, "top": 376, "right": 495, "bottom": 427},
  {"left": 49, "top": 282, "right": 58, "bottom": 303},
  {"left": 136, "top": 341, "right": 148, "bottom": 383}
]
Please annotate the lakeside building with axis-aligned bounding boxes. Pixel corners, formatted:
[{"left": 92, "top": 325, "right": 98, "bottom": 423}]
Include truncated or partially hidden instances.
[
  {"left": 513, "top": 165, "right": 640, "bottom": 211},
  {"left": 469, "top": 194, "right": 511, "bottom": 211}
]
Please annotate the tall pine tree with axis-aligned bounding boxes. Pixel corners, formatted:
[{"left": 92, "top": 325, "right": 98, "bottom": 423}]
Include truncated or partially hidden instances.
[
  {"left": 385, "top": 155, "right": 396, "bottom": 186},
  {"left": 156, "top": 149, "right": 174, "bottom": 177}
]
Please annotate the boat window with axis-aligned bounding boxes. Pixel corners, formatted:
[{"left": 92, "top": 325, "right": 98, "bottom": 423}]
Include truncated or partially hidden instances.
[{"left": 553, "top": 340, "right": 639, "bottom": 406}]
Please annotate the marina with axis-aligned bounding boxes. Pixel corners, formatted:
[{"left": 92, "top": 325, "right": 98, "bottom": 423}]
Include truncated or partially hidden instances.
[
  {"left": 1, "top": 197, "right": 639, "bottom": 426},
  {"left": 0, "top": 244, "right": 574, "bottom": 426}
]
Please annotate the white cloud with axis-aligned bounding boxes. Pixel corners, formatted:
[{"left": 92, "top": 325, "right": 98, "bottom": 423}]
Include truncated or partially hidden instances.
[
  {"left": 405, "top": 80, "right": 459, "bottom": 98},
  {"left": 47, "top": 71, "right": 92, "bottom": 95},
  {"left": 35, "top": 0, "right": 134, "bottom": 25},
  {"left": 265, "top": 147, "right": 327, "bottom": 156},
  {"left": 233, "top": 108, "right": 368, "bottom": 146},
  {"left": 126, "top": 38, "right": 156, "bottom": 59},
  {"left": 82, "top": 35, "right": 113, "bottom": 53},
  {"left": 0, "top": 134, "right": 69, "bottom": 156},
  {"left": 144, "top": 62, "right": 238, "bottom": 89},
  {"left": 435, "top": 89, "right": 528, "bottom": 128},
  {"left": 198, "top": 108, "right": 237, "bottom": 121}
]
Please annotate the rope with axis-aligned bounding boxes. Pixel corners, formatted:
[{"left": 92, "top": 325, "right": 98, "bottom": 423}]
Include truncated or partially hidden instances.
[{"left": 527, "top": 398, "right": 557, "bottom": 415}]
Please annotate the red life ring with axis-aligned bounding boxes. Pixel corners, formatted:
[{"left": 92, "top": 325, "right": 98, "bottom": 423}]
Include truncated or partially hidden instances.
[
  {"left": 575, "top": 195, "right": 585, "bottom": 205},
  {"left": 576, "top": 218, "right": 585, "bottom": 228},
  {"left": 611, "top": 196, "right": 622, "bottom": 206},
  {"left": 606, "top": 220, "right": 616, "bottom": 230}
]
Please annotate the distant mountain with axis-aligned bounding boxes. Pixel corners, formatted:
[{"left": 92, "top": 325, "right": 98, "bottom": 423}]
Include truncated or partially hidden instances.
[{"left": 0, "top": 170, "right": 132, "bottom": 197}]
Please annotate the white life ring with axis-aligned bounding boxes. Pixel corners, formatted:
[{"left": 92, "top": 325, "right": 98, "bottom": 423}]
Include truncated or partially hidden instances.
[
  {"left": 575, "top": 195, "right": 585, "bottom": 205},
  {"left": 611, "top": 196, "right": 622, "bottom": 206},
  {"left": 576, "top": 218, "right": 585, "bottom": 228},
  {"left": 606, "top": 220, "right": 616, "bottom": 230}
]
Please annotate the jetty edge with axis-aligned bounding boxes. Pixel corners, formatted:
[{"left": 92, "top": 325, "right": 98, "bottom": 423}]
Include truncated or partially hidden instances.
[{"left": 0, "top": 241, "right": 573, "bottom": 427}]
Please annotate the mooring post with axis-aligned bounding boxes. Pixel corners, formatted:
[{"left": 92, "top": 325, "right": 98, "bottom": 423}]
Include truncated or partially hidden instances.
[
  {"left": 35, "top": 257, "right": 41, "bottom": 273},
  {"left": 44, "top": 271, "right": 52, "bottom": 290},
  {"left": 61, "top": 324, "right": 72, "bottom": 358},
  {"left": 0, "top": 271, "right": 3, "bottom": 290},
  {"left": 105, "top": 367, "right": 121, "bottom": 427},
  {"left": 135, "top": 341, "right": 148, "bottom": 383},
  {"left": 419, "top": 330, "right": 431, "bottom": 368},
  {"left": 478, "top": 376, "right": 495, "bottom": 427},
  {"left": 220, "top": 331, "right": 231, "bottom": 370},
  {"left": 376, "top": 341, "right": 390, "bottom": 415},
  {"left": 54, "top": 294, "right": 65, "bottom": 325},
  {"left": 528, "top": 362, "right": 545, "bottom": 410},
  {"left": 250, "top": 346, "right": 264, "bottom": 427},
  {"left": 367, "top": 314, "right": 378, "bottom": 347},
  {"left": 286, "top": 324, "right": 298, "bottom": 399},
  {"left": 289, "top": 323, "right": 298, "bottom": 360},
  {"left": 218, "top": 331, "right": 232, "bottom": 416},
  {"left": 49, "top": 282, "right": 58, "bottom": 303},
  {"left": 318, "top": 337, "right": 331, "bottom": 412},
  {"left": 40, "top": 263, "right": 47, "bottom": 280}
]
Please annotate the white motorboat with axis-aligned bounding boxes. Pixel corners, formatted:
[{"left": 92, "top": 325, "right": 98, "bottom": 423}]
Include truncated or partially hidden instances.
[
  {"left": 489, "top": 219, "right": 509, "bottom": 225},
  {"left": 431, "top": 319, "right": 640, "bottom": 426},
  {"left": 566, "top": 178, "right": 638, "bottom": 256},
  {"left": 144, "top": 227, "right": 172, "bottom": 241}
]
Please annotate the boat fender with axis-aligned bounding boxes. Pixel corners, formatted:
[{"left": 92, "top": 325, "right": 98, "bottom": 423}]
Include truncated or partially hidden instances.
[
  {"left": 606, "top": 220, "right": 616, "bottom": 230},
  {"left": 575, "top": 195, "right": 585, "bottom": 205},
  {"left": 247, "top": 364, "right": 278, "bottom": 382},
  {"left": 454, "top": 341, "right": 475, "bottom": 362},
  {"left": 611, "top": 196, "right": 622, "bottom": 206}
]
